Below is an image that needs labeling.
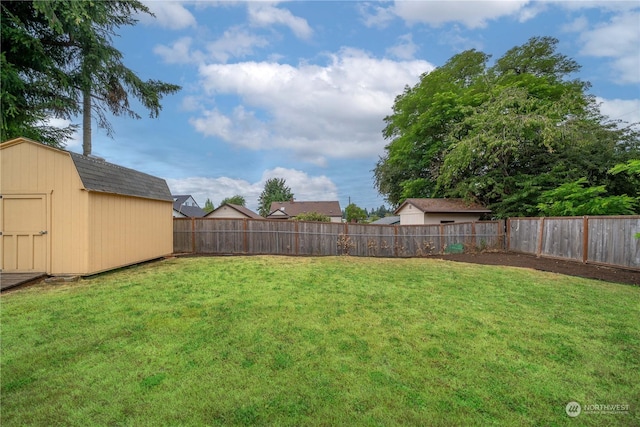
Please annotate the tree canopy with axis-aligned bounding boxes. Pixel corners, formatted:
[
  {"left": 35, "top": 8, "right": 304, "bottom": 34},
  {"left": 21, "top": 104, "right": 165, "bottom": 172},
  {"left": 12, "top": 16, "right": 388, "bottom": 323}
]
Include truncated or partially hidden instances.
[
  {"left": 257, "top": 178, "right": 294, "bottom": 217},
  {"left": 221, "top": 195, "right": 246, "bottom": 207},
  {"left": 345, "top": 203, "right": 367, "bottom": 223},
  {"left": 1, "top": 0, "right": 180, "bottom": 152},
  {"left": 203, "top": 199, "right": 214, "bottom": 213},
  {"left": 374, "top": 36, "right": 640, "bottom": 217}
]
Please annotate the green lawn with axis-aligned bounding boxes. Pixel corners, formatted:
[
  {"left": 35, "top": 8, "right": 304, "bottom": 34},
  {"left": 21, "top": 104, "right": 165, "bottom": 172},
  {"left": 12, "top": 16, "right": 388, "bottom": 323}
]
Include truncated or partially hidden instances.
[{"left": 2, "top": 256, "right": 638, "bottom": 426}]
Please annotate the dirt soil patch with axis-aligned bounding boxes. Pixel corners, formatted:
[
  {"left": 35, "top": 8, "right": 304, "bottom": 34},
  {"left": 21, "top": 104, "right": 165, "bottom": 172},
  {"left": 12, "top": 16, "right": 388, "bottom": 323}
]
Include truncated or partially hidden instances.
[{"left": 430, "top": 252, "right": 639, "bottom": 286}]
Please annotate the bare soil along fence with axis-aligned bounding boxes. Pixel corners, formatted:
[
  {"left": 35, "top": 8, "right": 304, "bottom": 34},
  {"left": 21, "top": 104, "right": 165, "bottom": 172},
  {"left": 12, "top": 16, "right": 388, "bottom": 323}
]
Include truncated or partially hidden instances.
[
  {"left": 507, "top": 216, "right": 640, "bottom": 271},
  {"left": 173, "top": 218, "right": 505, "bottom": 258}
]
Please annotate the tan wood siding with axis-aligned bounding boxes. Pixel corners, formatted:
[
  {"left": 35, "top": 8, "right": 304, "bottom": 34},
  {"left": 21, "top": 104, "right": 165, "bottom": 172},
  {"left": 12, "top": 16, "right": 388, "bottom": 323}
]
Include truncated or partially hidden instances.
[
  {"left": 87, "top": 193, "right": 172, "bottom": 273},
  {"left": 1, "top": 141, "right": 89, "bottom": 274}
]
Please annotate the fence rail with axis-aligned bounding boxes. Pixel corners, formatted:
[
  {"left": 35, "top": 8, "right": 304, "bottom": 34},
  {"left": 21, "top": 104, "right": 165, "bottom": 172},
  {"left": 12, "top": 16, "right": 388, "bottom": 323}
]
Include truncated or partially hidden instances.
[
  {"left": 507, "top": 216, "right": 640, "bottom": 270},
  {"left": 174, "top": 218, "right": 505, "bottom": 258},
  {"left": 174, "top": 216, "right": 640, "bottom": 271}
]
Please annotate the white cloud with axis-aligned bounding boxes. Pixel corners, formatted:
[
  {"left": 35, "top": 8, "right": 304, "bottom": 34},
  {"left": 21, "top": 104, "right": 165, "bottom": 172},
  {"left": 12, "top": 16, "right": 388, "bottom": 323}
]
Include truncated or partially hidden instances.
[
  {"left": 247, "top": 2, "right": 313, "bottom": 39},
  {"left": 579, "top": 12, "right": 640, "bottom": 83},
  {"left": 386, "top": 33, "right": 418, "bottom": 60},
  {"left": 392, "top": 0, "right": 531, "bottom": 29},
  {"left": 193, "top": 49, "right": 434, "bottom": 164},
  {"left": 597, "top": 97, "right": 640, "bottom": 129},
  {"left": 359, "top": 2, "right": 397, "bottom": 28},
  {"left": 140, "top": 1, "right": 197, "bottom": 30},
  {"left": 154, "top": 29, "right": 269, "bottom": 65},
  {"left": 561, "top": 16, "right": 589, "bottom": 33},
  {"left": 154, "top": 37, "right": 204, "bottom": 65},
  {"left": 207, "top": 27, "right": 270, "bottom": 63},
  {"left": 166, "top": 167, "right": 338, "bottom": 211}
]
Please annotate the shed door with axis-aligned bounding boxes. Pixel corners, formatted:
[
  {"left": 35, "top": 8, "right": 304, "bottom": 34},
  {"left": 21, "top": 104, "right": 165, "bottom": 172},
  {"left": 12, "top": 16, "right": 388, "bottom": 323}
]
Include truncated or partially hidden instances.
[{"left": 1, "top": 195, "right": 48, "bottom": 272}]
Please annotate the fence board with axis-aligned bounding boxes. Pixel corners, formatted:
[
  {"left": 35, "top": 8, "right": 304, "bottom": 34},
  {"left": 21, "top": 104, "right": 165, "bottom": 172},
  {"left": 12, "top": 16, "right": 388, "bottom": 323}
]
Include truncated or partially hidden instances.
[
  {"left": 509, "top": 216, "right": 640, "bottom": 270},
  {"left": 541, "top": 218, "right": 583, "bottom": 262},
  {"left": 587, "top": 217, "right": 640, "bottom": 269},
  {"left": 173, "top": 218, "right": 193, "bottom": 253}
]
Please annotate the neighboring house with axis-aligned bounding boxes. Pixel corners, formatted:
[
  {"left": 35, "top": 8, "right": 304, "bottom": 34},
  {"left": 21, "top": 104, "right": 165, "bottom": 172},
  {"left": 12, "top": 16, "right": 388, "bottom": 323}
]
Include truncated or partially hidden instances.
[
  {"left": 205, "top": 203, "right": 262, "bottom": 219},
  {"left": 370, "top": 216, "right": 401, "bottom": 225},
  {"left": 267, "top": 200, "right": 342, "bottom": 223},
  {"left": 172, "top": 195, "right": 206, "bottom": 218},
  {"left": 0, "top": 137, "right": 173, "bottom": 276},
  {"left": 395, "top": 198, "right": 491, "bottom": 225}
]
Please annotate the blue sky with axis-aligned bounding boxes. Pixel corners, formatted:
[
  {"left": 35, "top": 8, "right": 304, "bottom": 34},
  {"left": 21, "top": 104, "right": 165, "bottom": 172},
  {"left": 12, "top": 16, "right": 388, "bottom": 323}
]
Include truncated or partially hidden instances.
[{"left": 58, "top": 1, "right": 640, "bottom": 213}]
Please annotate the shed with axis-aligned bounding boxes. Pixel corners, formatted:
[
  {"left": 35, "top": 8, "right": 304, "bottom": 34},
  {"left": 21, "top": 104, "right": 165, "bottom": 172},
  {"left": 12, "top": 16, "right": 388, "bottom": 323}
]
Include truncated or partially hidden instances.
[
  {"left": 395, "top": 198, "right": 491, "bottom": 225},
  {"left": 0, "top": 137, "right": 174, "bottom": 276}
]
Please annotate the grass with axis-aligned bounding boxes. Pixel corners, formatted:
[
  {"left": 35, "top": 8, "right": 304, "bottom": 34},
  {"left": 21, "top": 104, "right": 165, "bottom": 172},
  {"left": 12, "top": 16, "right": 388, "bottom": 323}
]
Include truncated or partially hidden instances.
[{"left": 1, "top": 256, "right": 639, "bottom": 426}]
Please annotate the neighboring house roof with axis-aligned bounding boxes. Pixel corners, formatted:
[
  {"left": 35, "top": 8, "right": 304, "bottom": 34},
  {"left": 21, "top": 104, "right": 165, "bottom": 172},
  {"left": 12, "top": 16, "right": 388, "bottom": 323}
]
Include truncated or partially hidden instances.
[
  {"left": 394, "top": 198, "right": 491, "bottom": 214},
  {"left": 69, "top": 152, "right": 172, "bottom": 201},
  {"left": 267, "top": 200, "right": 342, "bottom": 219},
  {"left": 174, "top": 205, "right": 206, "bottom": 218},
  {"left": 370, "top": 216, "right": 401, "bottom": 225},
  {"left": 205, "top": 203, "right": 262, "bottom": 219},
  {"left": 172, "top": 194, "right": 206, "bottom": 217},
  {"left": 172, "top": 195, "right": 194, "bottom": 208}
]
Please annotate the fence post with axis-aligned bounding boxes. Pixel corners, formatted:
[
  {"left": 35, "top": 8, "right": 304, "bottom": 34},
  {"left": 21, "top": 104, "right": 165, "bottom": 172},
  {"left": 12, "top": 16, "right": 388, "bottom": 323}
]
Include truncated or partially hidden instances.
[
  {"left": 243, "top": 219, "right": 248, "bottom": 254},
  {"left": 395, "top": 225, "right": 399, "bottom": 257},
  {"left": 295, "top": 220, "right": 299, "bottom": 255},
  {"left": 440, "top": 224, "right": 445, "bottom": 252},
  {"left": 191, "top": 217, "right": 196, "bottom": 253},
  {"left": 536, "top": 217, "right": 545, "bottom": 257},
  {"left": 505, "top": 219, "right": 510, "bottom": 251},
  {"left": 582, "top": 216, "right": 589, "bottom": 263},
  {"left": 471, "top": 221, "right": 476, "bottom": 248}
]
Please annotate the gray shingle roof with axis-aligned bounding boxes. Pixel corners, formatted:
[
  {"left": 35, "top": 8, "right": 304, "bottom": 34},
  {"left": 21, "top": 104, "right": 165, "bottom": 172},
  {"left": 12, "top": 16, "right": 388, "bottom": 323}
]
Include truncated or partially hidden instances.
[
  {"left": 370, "top": 216, "right": 400, "bottom": 225},
  {"left": 174, "top": 205, "right": 206, "bottom": 218},
  {"left": 70, "top": 153, "right": 172, "bottom": 202}
]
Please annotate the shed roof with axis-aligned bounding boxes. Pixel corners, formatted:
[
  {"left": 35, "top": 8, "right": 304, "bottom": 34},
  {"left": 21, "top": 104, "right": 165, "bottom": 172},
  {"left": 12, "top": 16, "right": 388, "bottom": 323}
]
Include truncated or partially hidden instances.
[
  {"left": 268, "top": 200, "right": 342, "bottom": 218},
  {"left": 1, "top": 138, "right": 172, "bottom": 202},
  {"left": 206, "top": 203, "right": 262, "bottom": 219},
  {"left": 395, "top": 198, "right": 491, "bottom": 214},
  {"left": 70, "top": 152, "right": 173, "bottom": 201}
]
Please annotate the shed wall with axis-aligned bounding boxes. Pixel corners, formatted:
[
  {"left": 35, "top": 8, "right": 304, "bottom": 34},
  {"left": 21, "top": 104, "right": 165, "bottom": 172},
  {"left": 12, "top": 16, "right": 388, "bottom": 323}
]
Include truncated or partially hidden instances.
[
  {"left": 1, "top": 141, "right": 89, "bottom": 274},
  {"left": 87, "top": 192, "right": 173, "bottom": 274}
]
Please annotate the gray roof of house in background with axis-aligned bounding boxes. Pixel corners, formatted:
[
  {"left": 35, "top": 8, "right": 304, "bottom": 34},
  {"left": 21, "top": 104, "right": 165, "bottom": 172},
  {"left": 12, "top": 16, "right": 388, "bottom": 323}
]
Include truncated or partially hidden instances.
[
  {"left": 70, "top": 152, "right": 172, "bottom": 202},
  {"left": 370, "top": 216, "right": 400, "bottom": 225},
  {"left": 174, "top": 205, "right": 206, "bottom": 218},
  {"left": 172, "top": 194, "right": 206, "bottom": 217}
]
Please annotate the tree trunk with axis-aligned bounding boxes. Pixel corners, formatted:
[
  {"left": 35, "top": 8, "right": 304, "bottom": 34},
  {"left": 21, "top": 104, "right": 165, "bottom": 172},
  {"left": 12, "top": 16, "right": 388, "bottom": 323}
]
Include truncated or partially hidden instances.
[{"left": 82, "top": 88, "right": 92, "bottom": 156}]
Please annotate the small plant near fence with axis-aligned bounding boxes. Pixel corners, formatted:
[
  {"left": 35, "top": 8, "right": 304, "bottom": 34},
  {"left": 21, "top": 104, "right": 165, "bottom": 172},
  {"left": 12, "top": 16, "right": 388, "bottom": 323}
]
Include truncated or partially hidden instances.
[
  {"left": 415, "top": 241, "right": 436, "bottom": 257},
  {"left": 337, "top": 233, "right": 355, "bottom": 255}
]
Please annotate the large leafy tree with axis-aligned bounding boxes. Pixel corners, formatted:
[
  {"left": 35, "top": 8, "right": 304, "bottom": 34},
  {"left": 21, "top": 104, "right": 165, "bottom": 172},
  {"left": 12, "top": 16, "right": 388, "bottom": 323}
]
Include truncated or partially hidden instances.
[
  {"left": 221, "top": 195, "right": 247, "bottom": 206},
  {"left": 374, "top": 37, "right": 640, "bottom": 217},
  {"left": 1, "top": 1, "right": 180, "bottom": 153},
  {"left": 258, "top": 178, "right": 294, "bottom": 217}
]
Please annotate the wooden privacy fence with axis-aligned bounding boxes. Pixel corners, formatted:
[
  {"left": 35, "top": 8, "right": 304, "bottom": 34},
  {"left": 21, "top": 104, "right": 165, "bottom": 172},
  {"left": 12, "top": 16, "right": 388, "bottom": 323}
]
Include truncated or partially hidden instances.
[
  {"left": 508, "top": 216, "right": 640, "bottom": 270},
  {"left": 174, "top": 218, "right": 505, "bottom": 258}
]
